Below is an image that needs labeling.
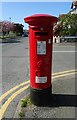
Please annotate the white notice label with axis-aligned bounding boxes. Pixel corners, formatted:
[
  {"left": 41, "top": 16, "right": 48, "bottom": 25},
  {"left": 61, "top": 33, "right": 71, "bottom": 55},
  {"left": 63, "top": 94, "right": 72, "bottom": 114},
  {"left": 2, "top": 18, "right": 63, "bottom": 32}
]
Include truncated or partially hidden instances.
[
  {"left": 35, "top": 76, "right": 47, "bottom": 83},
  {"left": 37, "top": 41, "right": 46, "bottom": 55}
]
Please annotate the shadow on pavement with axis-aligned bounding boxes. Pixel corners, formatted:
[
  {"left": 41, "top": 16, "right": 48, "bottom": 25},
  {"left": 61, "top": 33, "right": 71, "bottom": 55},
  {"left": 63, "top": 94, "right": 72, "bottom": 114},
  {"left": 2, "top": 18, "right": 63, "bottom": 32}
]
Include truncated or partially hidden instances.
[
  {"left": 46, "top": 94, "right": 77, "bottom": 107},
  {"left": 1, "top": 40, "right": 21, "bottom": 44}
]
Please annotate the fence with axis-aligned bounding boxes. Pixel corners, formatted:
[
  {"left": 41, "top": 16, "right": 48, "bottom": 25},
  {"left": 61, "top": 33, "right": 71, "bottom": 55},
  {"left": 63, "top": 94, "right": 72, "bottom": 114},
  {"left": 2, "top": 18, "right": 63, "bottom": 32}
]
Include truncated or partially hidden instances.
[{"left": 60, "top": 36, "right": 77, "bottom": 42}]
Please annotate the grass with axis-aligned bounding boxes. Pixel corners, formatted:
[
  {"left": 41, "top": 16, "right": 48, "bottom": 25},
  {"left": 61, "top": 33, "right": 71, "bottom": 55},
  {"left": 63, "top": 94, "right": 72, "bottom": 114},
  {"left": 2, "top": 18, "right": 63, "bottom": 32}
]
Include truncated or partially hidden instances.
[
  {"left": 21, "top": 96, "right": 32, "bottom": 108},
  {"left": 19, "top": 111, "right": 25, "bottom": 118},
  {"left": 21, "top": 99, "right": 27, "bottom": 107},
  {"left": 0, "top": 34, "right": 16, "bottom": 39},
  {"left": 25, "top": 96, "right": 32, "bottom": 105},
  {"left": 19, "top": 95, "right": 32, "bottom": 118}
]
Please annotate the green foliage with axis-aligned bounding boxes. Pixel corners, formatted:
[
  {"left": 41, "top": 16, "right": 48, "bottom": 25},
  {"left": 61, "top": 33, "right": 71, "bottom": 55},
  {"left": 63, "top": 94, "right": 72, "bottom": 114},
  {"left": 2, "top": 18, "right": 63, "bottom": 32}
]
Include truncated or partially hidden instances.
[
  {"left": 25, "top": 96, "right": 32, "bottom": 105},
  {"left": 0, "top": 34, "right": 16, "bottom": 39},
  {"left": 59, "top": 13, "right": 77, "bottom": 36},
  {"left": 21, "top": 96, "right": 32, "bottom": 108},
  {"left": 21, "top": 99, "right": 27, "bottom": 107},
  {"left": 19, "top": 111, "right": 25, "bottom": 118}
]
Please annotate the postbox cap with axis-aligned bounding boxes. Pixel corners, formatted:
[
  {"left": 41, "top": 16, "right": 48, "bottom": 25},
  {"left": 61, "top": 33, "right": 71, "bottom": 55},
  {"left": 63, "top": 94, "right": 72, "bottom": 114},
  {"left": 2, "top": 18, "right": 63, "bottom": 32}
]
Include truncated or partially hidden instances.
[{"left": 24, "top": 14, "right": 58, "bottom": 27}]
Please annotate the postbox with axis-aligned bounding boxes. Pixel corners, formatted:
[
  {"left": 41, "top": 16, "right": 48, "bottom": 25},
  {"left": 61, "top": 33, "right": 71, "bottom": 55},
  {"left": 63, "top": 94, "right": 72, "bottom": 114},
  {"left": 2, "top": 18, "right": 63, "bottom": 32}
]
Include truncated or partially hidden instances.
[{"left": 24, "top": 14, "right": 57, "bottom": 106}]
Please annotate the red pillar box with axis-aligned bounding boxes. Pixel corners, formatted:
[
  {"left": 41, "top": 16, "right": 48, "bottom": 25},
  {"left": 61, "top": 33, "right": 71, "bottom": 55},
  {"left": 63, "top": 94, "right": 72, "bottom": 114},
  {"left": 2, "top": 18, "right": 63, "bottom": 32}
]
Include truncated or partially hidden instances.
[{"left": 24, "top": 14, "right": 57, "bottom": 106}]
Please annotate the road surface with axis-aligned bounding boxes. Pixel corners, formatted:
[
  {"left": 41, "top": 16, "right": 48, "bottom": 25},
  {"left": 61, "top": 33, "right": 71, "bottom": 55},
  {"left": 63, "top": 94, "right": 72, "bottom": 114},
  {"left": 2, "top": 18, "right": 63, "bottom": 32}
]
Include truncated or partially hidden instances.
[{"left": 1, "top": 37, "right": 76, "bottom": 118}]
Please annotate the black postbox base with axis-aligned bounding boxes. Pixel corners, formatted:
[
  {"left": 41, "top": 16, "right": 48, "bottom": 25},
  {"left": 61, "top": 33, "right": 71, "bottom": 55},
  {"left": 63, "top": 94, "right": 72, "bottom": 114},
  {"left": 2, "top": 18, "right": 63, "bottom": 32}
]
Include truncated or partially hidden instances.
[{"left": 30, "top": 87, "right": 52, "bottom": 106}]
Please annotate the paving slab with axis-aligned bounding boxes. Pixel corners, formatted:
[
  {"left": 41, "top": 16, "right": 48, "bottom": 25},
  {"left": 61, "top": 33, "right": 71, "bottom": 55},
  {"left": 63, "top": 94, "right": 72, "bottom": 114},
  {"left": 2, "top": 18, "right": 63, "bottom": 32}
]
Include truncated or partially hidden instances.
[{"left": 14, "top": 74, "right": 76, "bottom": 118}]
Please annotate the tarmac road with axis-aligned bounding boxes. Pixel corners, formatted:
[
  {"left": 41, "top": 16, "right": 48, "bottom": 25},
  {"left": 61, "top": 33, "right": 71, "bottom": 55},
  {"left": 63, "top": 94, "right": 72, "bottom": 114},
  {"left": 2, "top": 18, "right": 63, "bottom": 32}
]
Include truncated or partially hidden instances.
[
  {"left": 2, "top": 37, "right": 29, "bottom": 94},
  {"left": 2, "top": 37, "right": 75, "bottom": 93},
  {"left": 1, "top": 37, "right": 76, "bottom": 118},
  {"left": 52, "top": 42, "right": 75, "bottom": 73}
]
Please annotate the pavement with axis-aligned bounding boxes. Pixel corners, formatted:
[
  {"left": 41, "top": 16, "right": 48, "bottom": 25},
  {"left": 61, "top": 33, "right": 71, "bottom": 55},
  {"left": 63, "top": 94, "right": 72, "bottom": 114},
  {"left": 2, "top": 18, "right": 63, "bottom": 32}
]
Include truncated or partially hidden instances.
[
  {"left": 14, "top": 72, "right": 76, "bottom": 119},
  {"left": 0, "top": 37, "right": 77, "bottom": 119}
]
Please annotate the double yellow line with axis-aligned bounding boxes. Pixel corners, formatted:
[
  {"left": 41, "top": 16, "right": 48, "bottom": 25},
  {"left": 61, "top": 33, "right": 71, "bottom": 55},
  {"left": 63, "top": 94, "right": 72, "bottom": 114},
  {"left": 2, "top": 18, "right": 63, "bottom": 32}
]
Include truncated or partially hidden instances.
[
  {"left": 0, "top": 69, "right": 77, "bottom": 120},
  {"left": 52, "top": 69, "right": 77, "bottom": 79}
]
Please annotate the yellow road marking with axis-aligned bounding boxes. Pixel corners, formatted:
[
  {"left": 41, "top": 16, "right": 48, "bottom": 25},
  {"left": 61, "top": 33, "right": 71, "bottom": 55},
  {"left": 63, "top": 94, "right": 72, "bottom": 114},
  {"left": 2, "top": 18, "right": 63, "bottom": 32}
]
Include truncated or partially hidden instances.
[
  {"left": 0, "top": 80, "right": 30, "bottom": 102},
  {"left": 52, "top": 71, "right": 77, "bottom": 79},
  {"left": 0, "top": 69, "right": 77, "bottom": 103},
  {"left": 52, "top": 69, "right": 77, "bottom": 76},
  {"left": 0, "top": 69, "right": 77, "bottom": 102},
  {"left": 0, "top": 85, "right": 30, "bottom": 120},
  {"left": 0, "top": 71, "right": 77, "bottom": 119}
]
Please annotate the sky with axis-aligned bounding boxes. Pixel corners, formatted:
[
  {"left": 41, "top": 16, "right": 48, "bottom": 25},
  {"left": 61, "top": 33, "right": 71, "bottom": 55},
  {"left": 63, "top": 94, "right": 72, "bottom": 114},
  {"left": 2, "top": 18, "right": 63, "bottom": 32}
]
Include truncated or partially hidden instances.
[{"left": 1, "top": 2, "right": 72, "bottom": 29}]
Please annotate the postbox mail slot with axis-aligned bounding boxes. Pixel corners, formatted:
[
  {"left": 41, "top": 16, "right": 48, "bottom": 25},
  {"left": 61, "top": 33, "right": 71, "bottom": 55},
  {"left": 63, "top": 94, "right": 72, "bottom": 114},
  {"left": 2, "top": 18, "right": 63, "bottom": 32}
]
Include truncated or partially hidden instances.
[{"left": 35, "top": 32, "right": 48, "bottom": 36}]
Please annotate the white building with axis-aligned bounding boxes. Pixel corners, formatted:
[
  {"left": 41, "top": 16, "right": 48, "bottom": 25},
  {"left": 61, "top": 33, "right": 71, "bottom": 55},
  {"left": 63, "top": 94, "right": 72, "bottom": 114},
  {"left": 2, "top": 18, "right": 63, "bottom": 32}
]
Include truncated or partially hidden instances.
[{"left": 71, "top": 0, "right": 77, "bottom": 14}]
